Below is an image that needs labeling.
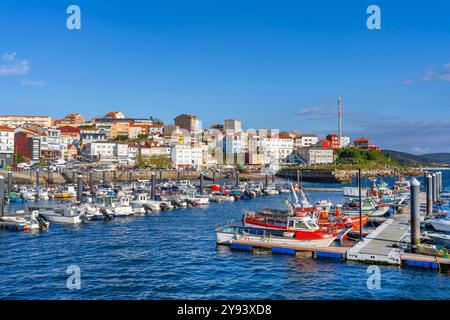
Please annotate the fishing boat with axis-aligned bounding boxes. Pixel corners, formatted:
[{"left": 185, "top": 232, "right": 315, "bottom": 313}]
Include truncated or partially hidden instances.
[
  {"left": 0, "top": 211, "right": 49, "bottom": 231},
  {"left": 216, "top": 215, "right": 338, "bottom": 247},
  {"left": 393, "top": 180, "right": 410, "bottom": 195},
  {"left": 242, "top": 207, "right": 363, "bottom": 238},
  {"left": 54, "top": 186, "right": 77, "bottom": 198}
]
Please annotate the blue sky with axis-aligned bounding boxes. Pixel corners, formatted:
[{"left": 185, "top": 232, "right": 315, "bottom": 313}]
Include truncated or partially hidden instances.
[{"left": 1, "top": 0, "right": 450, "bottom": 153}]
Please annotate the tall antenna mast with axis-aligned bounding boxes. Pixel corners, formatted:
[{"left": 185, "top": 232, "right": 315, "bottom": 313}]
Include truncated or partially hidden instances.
[{"left": 338, "top": 96, "right": 342, "bottom": 147}]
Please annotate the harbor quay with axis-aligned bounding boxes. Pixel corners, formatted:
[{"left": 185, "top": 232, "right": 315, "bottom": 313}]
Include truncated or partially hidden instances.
[{"left": 1, "top": 167, "right": 449, "bottom": 276}]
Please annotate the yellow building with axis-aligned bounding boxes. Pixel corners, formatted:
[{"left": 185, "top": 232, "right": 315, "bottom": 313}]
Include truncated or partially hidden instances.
[{"left": 110, "top": 120, "right": 130, "bottom": 139}]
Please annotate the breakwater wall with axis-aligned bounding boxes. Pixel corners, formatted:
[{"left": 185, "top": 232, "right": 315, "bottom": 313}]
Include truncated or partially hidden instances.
[{"left": 276, "top": 168, "right": 419, "bottom": 184}]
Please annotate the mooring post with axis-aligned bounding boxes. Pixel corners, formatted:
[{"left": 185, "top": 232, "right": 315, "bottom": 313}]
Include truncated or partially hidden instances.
[
  {"left": 426, "top": 174, "right": 433, "bottom": 216},
  {"left": 151, "top": 173, "right": 156, "bottom": 200},
  {"left": 410, "top": 177, "right": 421, "bottom": 250},
  {"left": 265, "top": 174, "right": 268, "bottom": 188},
  {"left": 36, "top": 169, "right": 40, "bottom": 188},
  {"left": 438, "top": 172, "right": 442, "bottom": 195},
  {"left": 89, "top": 170, "right": 93, "bottom": 188},
  {"left": 7, "top": 171, "right": 12, "bottom": 194},
  {"left": 432, "top": 173, "right": 437, "bottom": 202},
  {"left": 0, "top": 175, "right": 5, "bottom": 217},
  {"left": 200, "top": 173, "right": 204, "bottom": 195},
  {"left": 77, "top": 174, "right": 83, "bottom": 203},
  {"left": 159, "top": 170, "right": 163, "bottom": 184},
  {"left": 358, "top": 168, "right": 362, "bottom": 239},
  {"left": 212, "top": 170, "right": 216, "bottom": 184},
  {"left": 128, "top": 171, "right": 132, "bottom": 184},
  {"left": 235, "top": 171, "right": 239, "bottom": 187}
]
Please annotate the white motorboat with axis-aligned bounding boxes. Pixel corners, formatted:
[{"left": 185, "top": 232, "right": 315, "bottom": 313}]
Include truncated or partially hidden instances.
[
  {"left": 39, "top": 206, "right": 82, "bottom": 224},
  {"left": 430, "top": 214, "right": 450, "bottom": 233},
  {"left": 109, "top": 196, "right": 134, "bottom": 218},
  {"left": 0, "top": 211, "right": 49, "bottom": 231}
]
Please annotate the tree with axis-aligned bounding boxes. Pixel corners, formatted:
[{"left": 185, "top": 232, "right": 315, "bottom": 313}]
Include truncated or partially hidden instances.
[
  {"left": 137, "top": 133, "right": 149, "bottom": 140},
  {"left": 13, "top": 154, "right": 25, "bottom": 164},
  {"left": 114, "top": 135, "right": 129, "bottom": 142},
  {"left": 147, "top": 155, "right": 172, "bottom": 168}
]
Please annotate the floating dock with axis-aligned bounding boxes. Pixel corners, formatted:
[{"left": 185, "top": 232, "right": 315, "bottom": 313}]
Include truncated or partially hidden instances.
[
  {"left": 222, "top": 191, "right": 450, "bottom": 272},
  {"left": 347, "top": 215, "right": 409, "bottom": 265}
]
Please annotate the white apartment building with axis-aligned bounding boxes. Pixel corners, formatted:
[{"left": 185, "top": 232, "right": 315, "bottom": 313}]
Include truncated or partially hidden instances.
[
  {"left": 340, "top": 136, "right": 350, "bottom": 148},
  {"left": 0, "top": 115, "right": 53, "bottom": 128},
  {"left": 261, "top": 136, "right": 294, "bottom": 164},
  {"left": 0, "top": 125, "right": 14, "bottom": 167},
  {"left": 171, "top": 144, "right": 203, "bottom": 168},
  {"left": 140, "top": 145, "right": 171, "bottom": 158},
  {"left": 116, "top": 143, "right": 129, "bottom": 163},
  {"left": 297, "top": 147, "right": 334, "bottom": 165},
  {"left": 83, "top": 141, "right": 117, "bottom": 161},
  {"left": 294, "top": 134, "right": 319, "bottom": 149}
]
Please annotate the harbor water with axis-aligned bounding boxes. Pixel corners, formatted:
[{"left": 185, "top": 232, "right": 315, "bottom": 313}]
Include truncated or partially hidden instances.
[{"left": 0, "top": 170, "right": 449, "bottom": 299}]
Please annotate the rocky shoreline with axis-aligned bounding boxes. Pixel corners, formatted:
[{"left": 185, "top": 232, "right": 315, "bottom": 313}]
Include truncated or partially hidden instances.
[{"left": 276, "top": 167, "right": 420, "bottom": 184}]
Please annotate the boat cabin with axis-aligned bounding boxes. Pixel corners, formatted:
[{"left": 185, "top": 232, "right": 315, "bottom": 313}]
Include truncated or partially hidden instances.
[{"left": 286, "top": 216, "right": 319, "bottom": 232}]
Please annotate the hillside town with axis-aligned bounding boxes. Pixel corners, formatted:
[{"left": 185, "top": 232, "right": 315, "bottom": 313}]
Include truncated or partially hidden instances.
[{"left": 0, "top": 112, "right": 380, "bottom": 171}]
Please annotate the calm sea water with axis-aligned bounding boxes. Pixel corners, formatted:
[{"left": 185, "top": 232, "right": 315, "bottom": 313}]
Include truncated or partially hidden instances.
[{"left": 1, "top": 171, "right": 449, "bottom": 300}]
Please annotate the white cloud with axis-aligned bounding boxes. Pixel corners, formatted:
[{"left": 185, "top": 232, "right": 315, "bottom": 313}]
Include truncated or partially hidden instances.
[
  {"left": 294, "top": 107, "right": 337, "bottom": 120},
  {"left": 421, "top": 63, "right": 450, "bottom": 82},
  {"left": 0, "top": 52, "right": 29, "bottom": 76},
  {"left": 21, "top": 80, "right": 46, "bottom": 88}
]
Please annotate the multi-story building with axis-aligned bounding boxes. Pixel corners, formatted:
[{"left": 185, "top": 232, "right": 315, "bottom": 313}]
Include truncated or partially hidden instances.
[
  {"left": 261, "top": 133, "right": 294, "bottom": 164},
  {"left": 82, "top": 141, "right": 117, "bottom": 162},
  {"left": 116, "top": 143, "right": 129, "bottom": 163},
  {"left": 294, "top": 134, "right": 319, "bottom": 149},
  {"left": 105, "top": 111, "right": 125, "bottom": 119},
  {"left": 340, "top": 136, "right": 351, "bottom": 148},
  {"left": 0, "top": 115, "right": 53, "bottom": 128},
  {"left": 128, "top": 124, "right": 150, "bottom": 139},
  {"left": 110, "top": 120, "right": 131, "bottom": 139},
  {"left": 326, "top": 134, "right": 340, "bottom": 149},
  {"left": 354, "top": 137, "right": 370, "bottom": 150},
  {"left": 0, "top": 125, "right": 14, "bottom": 167},
  {"left": 54, "top": 113, "right": 85, "bottom": 127},
  {"left": 223, "top": 119, "right": 242, "bottom": 134},
  {"left": 174, "top": 114, "right": 202, "bottom": 134},
  {"left": 80, "top": 128, "right": 107, "bottom": 144},
  {"left": 171, "top": 144, "right": 202, "bottom": 168},
  {"left": 14, "top": 129, "right": 41, "bottom": 162},
  {"left": 148, "top": 124, "right": 164, "bottom": 136},
  {"left": 297, "top": 147, "right": 334, "bottom": 165},
  {"left": 59, "top": 126, "right": 81, "bottom": 147}
]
